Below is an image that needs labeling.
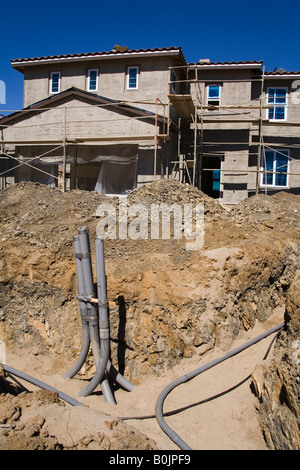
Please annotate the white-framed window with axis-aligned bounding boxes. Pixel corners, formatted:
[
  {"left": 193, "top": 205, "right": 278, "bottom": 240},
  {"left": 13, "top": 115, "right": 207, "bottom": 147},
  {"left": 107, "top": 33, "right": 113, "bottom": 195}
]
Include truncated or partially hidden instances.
[
  {"left": 50, "top": 72, "right": 61, "bottom": 94},
  {"left": 267, "top": 87, "right": 287, "bottom": 121},
  {"left": 127, "top": 66, "right": 139, "bottom": 90},
  {"left": 87, "top": 69, "right": 99, "bottom": 92},
  {"left": 261, "top": 149, "right": 290, "bottom": 187},
  {"left": 207, "top": 84, "right": 221, "bottom": 109}
]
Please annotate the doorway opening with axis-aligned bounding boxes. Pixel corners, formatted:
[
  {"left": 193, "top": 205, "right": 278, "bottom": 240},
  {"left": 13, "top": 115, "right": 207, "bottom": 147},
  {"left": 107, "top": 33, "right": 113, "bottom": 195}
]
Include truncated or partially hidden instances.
[{"left": 201, "top": 156, "right": 221, "bottom": 199}]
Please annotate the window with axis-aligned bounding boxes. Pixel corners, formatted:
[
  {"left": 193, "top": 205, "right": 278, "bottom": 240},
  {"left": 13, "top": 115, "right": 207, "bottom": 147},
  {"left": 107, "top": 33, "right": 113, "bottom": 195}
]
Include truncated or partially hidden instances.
[
  {"left": 212, "top": 170, "right": 221, "bottom": 192},
  {"left": 261, "top": 149, "right": 289, "bottom": 187},
  {"left": 50, "top": 72, "right": 61, "bottom": 94},
  {"left": 207, "top": 85, "right": 220, "bottom": 109},
  {"left": 267, "top": 88, "right": 287, "bottom": 120},
  {"left": 88, "top": 69, "right": 99, "bottom": 92},
  {"left": 127, "top": 66, "right": 139, "bottom": 90},
  {"left": 170, "top": 70, "right": 177, "bottom": 94}
]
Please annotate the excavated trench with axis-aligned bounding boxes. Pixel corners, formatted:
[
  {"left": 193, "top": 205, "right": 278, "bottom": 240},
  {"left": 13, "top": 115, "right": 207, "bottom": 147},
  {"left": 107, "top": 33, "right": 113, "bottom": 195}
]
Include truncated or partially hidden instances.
[{"left": 0, "top": 180, "right": 299, "bottom": 450}]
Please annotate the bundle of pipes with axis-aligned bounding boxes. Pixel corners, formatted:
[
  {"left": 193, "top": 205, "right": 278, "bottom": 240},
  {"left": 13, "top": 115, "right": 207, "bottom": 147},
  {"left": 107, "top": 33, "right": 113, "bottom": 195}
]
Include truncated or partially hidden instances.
[{"left": 63, "top": 226, "right": 134, "bottom": 402}]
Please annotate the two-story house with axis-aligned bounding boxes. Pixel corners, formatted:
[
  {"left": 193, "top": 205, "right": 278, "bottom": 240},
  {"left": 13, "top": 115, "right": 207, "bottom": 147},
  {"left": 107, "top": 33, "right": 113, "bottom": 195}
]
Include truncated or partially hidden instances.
[
  {"left": 0, "top": 45, "right": 186, "bottom": 192},
  {"left": 1, "top": 45, "right": 300, "bottom": 203}
]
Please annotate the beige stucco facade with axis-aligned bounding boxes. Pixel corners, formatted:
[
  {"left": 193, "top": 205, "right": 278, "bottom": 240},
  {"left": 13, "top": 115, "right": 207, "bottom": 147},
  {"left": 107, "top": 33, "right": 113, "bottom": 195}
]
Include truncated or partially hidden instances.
[
  {"left": 17, "top": 49, "right": 183, "bottom": 112},
  {"left": 1, "top": 47, "right": 185, "bottom": 193},
  {"left": 173, "top": 62, "right": 300, "bottom": 204},
  {"left": 1, "top": 46, "right": 300, "bottom": 202},
  {"left": 2, "top": 95, "right": 161, "bottom": 143}
]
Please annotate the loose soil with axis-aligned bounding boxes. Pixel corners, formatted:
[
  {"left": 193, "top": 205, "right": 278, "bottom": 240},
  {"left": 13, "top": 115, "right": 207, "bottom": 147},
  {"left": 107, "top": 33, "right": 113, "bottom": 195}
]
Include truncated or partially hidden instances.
[{"left": 0, "top": 180, "right": 299, "bottom": 450}]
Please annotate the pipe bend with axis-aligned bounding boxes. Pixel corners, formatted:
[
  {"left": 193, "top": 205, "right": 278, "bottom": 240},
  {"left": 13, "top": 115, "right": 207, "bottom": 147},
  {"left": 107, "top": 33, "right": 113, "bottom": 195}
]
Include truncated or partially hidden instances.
[
  {"left": 155, "top": 322, "right": 284, "bottom": 450},
  {"left": 107, "top": 360, "right": 135, "bottom": 392},
  {"left": 63, "top": 323, "right": 90, "bottom": 378},
  {"left": 78, "top": 339, "right": 110, "bottom": 397}
]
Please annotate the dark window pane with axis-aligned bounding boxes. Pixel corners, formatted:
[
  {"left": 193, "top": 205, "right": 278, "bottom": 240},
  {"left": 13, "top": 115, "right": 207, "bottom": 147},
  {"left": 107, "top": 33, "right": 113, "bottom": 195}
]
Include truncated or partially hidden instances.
[{"left": 208, "top": 85, "right": 220, "bottom": 99}]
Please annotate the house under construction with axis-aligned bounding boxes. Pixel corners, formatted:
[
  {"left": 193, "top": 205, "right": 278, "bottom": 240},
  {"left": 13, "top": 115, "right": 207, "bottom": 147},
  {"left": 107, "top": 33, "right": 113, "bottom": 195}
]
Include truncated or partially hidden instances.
[{"left": 1, "top": 45, "right": 300, "bottom": 204}]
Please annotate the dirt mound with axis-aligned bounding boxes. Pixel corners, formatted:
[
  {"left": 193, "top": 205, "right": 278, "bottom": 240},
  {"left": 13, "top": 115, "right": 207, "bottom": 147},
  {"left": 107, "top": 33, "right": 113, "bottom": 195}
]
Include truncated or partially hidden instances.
[
  {"left": 129, "top": 178, "right": 227, "bottom": 217},
  {"left": 0, "top": 182, "right": 107, "bottom": 288},
  {"left": 0, "top": 180, "right": 299, "bottom": 450},
  {"left": 0, "top": 365, "right": 157, "bottom": 450},
  {"left": 232, "top": 191, "right": 300, "bottom": 234}
]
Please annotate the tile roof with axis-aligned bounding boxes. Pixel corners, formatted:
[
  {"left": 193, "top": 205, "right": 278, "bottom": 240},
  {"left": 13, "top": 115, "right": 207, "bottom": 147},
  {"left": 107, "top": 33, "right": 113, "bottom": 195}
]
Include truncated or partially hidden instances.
[
  {"left": 11, "top": 46, "right": 186, "bottom": 65},
  {"left": 189, "top": 60, "right": 263, "bottom": 67},
  {"left": 264, "top": 70, "right": 300, "bottom": 76},
  {"left": 0, "top": 87, "right": 165, "bottom": 125},
  {"left": 10, "top": 47, "right": 300, "bottom": 76}
]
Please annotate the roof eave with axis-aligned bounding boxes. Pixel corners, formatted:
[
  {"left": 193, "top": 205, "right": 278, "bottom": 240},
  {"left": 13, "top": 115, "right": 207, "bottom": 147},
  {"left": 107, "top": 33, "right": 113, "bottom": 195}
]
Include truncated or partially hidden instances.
[
  {"left": 192, "top": 62, "right": 263, "bottom": 70},
  {"left": 264, "top": 73, "right": 300, "bottom": 79},
  {"left": 11, "top": 48, "right": 186, "bottom": 72},
  {"left": 0, "top": 87, "right": 165, "bottom": 126}
]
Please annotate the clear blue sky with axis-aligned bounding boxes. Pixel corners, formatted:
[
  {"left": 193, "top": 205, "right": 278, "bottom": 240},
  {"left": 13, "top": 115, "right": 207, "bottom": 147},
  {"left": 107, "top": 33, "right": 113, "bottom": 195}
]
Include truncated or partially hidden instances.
[{"left": 1, "top": 0, "right": 300, "bottom": 113}]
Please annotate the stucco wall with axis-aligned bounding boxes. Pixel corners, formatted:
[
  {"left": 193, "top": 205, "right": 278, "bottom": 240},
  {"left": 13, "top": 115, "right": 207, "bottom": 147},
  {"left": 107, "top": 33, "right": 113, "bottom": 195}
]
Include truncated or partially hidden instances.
[
  {"left": 23, "top": 56, "right": 175, "bottom": 114},
  {"left": 263, "top": 78, "right": 300, "bottom": 123},
  {"left": 2, "top": 95, "right": 160, "bottom": 143},
  {"left": 189, "top": 67, "right": 261, "bottom": 128}
]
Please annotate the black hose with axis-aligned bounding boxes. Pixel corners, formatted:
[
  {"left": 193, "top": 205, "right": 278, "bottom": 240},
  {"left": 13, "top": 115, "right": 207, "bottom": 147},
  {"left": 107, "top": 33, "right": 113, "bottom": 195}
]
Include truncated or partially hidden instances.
[{"left": 155, "top": 322, "right": 285, "bottom": 450}]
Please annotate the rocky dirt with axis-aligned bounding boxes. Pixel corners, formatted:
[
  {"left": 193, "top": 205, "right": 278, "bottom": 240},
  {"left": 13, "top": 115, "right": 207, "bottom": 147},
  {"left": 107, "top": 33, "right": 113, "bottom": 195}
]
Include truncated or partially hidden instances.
[{"left": 0, "top": 179, "right": 299, "bottom": 450}]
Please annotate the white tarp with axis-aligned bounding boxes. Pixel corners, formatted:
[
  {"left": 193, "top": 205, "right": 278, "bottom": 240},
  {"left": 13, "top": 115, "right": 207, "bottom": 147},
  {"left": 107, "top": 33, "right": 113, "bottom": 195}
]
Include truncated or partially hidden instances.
[
  {"left": 94, "top": 156, "right": 137, "bottom": 194},
  {"left": 17, "top": 143, "right": 138, "bottom": 164},
  {"left": 16, "top": 144, "right": 138, "bottom": 194},
  {"left": 17, "top": 163, "right": 56, "bottom": 187}
]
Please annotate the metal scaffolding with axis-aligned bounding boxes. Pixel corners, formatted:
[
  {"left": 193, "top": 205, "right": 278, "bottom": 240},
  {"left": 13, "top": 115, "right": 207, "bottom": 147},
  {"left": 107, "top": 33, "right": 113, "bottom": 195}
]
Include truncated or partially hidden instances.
[
  {"left": 0, "top": 97, "right": 170, "bottom": 192},
  {"left": 168, "top": 64, "right": 300, "bottom": 197}
]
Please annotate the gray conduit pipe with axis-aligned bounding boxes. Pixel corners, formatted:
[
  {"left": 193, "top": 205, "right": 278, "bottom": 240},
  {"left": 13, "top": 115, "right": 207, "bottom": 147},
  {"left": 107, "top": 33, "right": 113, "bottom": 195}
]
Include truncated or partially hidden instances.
[
  {"left": 95, "top": 239, "right": 134, "bottom": 393},
  {"left": 77, "top": 228, "right": 114, "bottom": 402},
  {"left": 96, "top": 240, "right": 134, "bottom": 394},
  {"left": 107, "top": 359, "right": 135, "bottom": 393},
  {"left": 78, "top": 237, "right": 115, "bottom": 402},
  {"left": 77, "top": 228, "right": 102, "bottom": 370},
  {"left": 64, "top": 232, "right": 114, "bottom": 401},
  {"left": 63, "top": 235, "right": 91, "bottom": 378},
  {"left": 3, "top": 364, "right": 84, "bottom": 407},
  {"left": 64, "top": 228, "right": 134, "bottom": 399},
  {"left": 155, "top": 322, "right": 285, "bottom": 451}
]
